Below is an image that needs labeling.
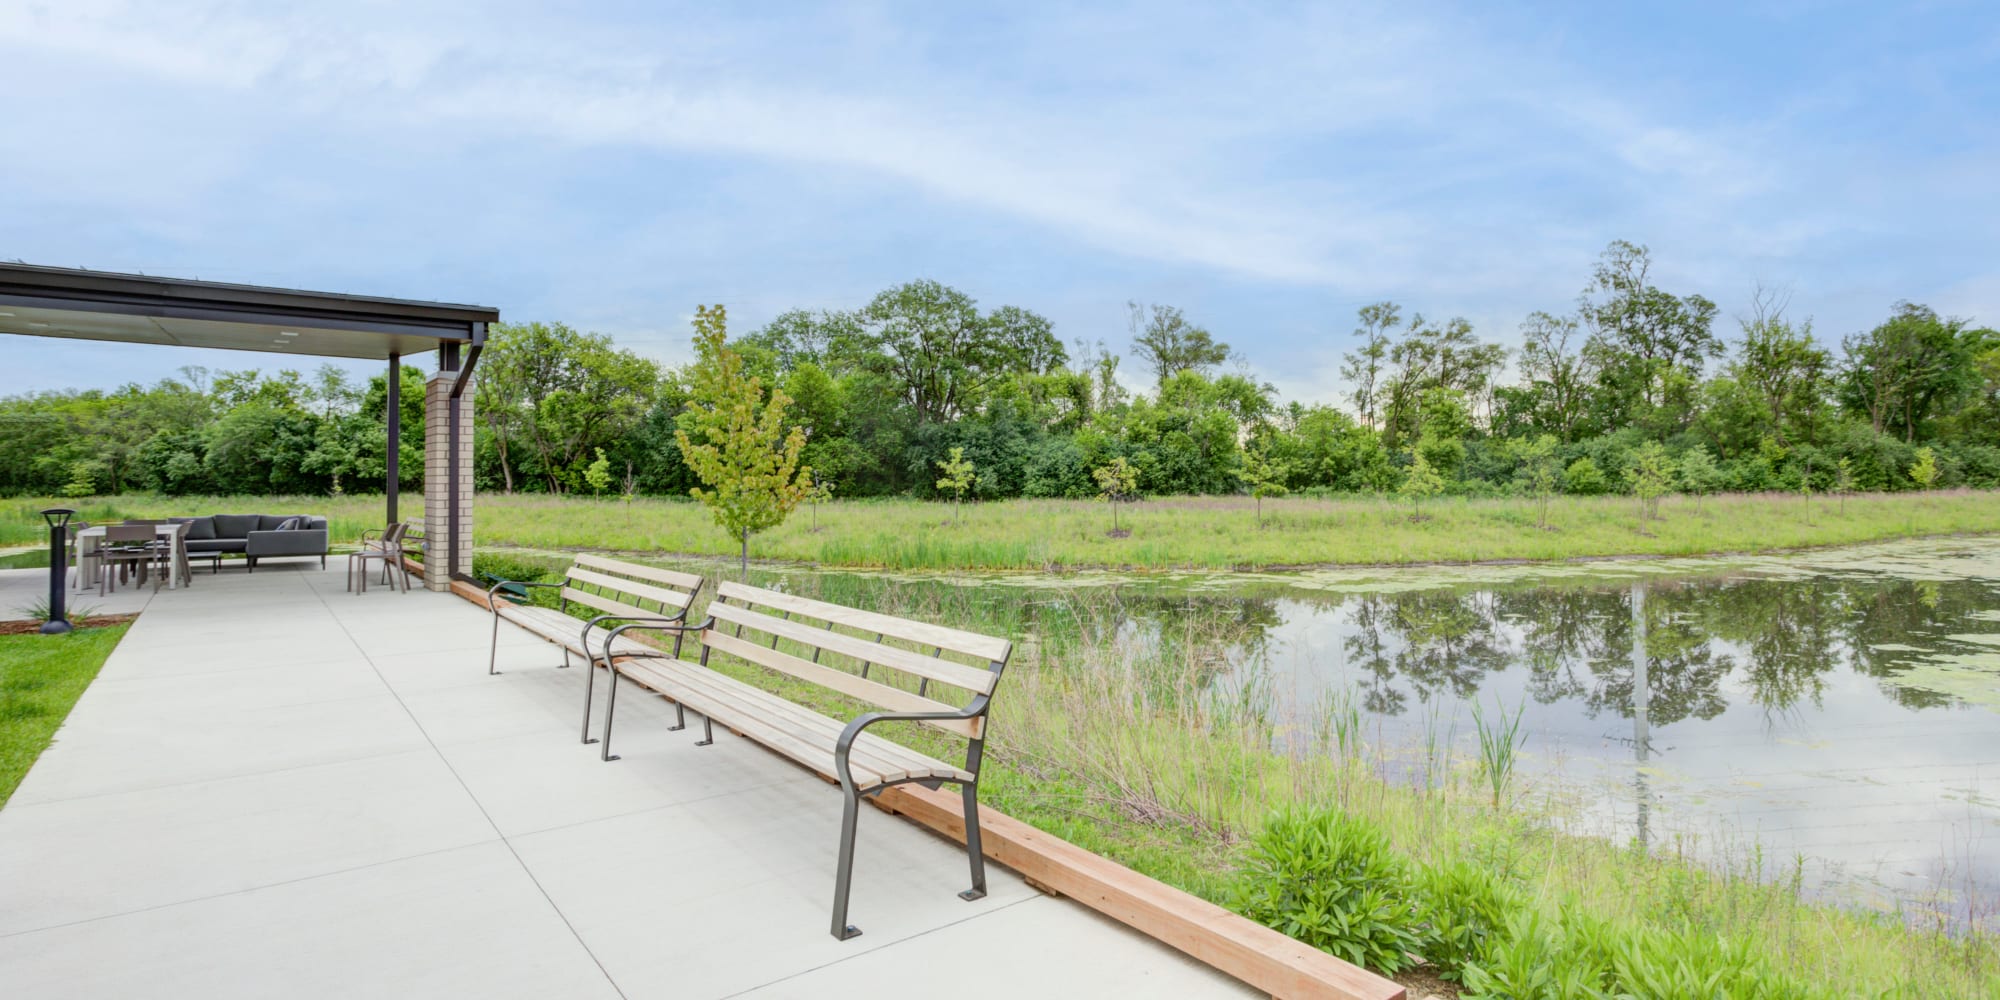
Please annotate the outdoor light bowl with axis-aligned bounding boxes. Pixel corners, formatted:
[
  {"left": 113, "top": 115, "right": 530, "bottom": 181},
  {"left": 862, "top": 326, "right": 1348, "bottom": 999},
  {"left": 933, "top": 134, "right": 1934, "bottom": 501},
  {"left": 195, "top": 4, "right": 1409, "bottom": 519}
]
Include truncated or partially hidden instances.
[{"left": 40, "top": 507, "right": 75, "bottom": 529}]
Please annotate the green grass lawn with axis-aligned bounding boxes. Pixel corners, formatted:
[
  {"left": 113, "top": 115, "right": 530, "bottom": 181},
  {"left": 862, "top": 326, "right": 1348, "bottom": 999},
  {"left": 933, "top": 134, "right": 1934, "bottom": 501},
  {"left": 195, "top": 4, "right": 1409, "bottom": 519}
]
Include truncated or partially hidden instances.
[
  {"left": 0, "top": 624, "right": 127, "bottom": 807},
  {"left": 11, "top": 489, "right": 1998, "bottom": 572}
]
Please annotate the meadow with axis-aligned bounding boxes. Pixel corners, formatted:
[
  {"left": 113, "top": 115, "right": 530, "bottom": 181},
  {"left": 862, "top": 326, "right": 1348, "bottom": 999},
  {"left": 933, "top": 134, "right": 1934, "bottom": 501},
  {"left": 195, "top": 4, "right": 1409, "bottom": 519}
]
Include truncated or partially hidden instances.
[{"left": 6, "top": 488, "right": 1999, "bottom": 572}]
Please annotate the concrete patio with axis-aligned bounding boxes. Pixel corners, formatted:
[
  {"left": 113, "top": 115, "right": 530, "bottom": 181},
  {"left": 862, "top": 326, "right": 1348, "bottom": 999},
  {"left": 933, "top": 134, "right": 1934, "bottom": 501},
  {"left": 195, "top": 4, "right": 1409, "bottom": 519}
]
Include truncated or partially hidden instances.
[{"left": 0, "top": 561, "right": 1257, "bottom": 998}]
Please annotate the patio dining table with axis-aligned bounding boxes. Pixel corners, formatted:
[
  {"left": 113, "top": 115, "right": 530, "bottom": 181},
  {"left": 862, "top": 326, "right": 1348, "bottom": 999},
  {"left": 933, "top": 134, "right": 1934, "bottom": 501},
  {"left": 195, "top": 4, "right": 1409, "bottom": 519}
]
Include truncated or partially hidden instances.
[{"left": 73, "top": 523, "right": 192, "bottom": 591}]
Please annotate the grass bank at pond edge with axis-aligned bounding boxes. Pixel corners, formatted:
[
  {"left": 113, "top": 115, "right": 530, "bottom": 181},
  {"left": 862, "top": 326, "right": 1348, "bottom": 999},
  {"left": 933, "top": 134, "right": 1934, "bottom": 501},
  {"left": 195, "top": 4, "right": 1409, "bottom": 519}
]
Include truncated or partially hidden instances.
[
  {"left": 472, "top": 552, "right": 1999, "bottom": 997},
  {"left": 0, "top": 624, "right": 127, "bottom": 807}
]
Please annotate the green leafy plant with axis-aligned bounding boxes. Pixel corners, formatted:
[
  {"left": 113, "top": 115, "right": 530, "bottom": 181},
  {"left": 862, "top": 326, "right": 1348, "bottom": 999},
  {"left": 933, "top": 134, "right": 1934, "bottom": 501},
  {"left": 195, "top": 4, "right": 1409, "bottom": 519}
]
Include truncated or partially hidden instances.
[
  {"left": 1833, "top": 456, "right": 1855, "bottom": 515},
  {"left": 675, "top": 304, "right": 811, "bottom": 580},
  {"left": 1471, "top": 697, "right": 1528, "bottom": 808},
  {"left": 1092, "top": 456, "right": 1139, "bottom": 535},
  {"left": 1416, "top": 858, "right": 1520, "bottom": 981},
  {"left": 1623, "top": 440, "right": 1675, "bottom": 522},
  {"left": 1399, "top": 447, "right": 1444, "bottom": 521},
  {"left": 583, "top": 447, "right": 613, "bottom": 495},
  {"left": 1515, "top": 435, "right": 1562, "bottom": 529},
  {"left": 1231, "top": 809, "right": 1423, "bottom": 974},
  {"left": 1459, "top": 910, "right": 1611, "bottom": 1000},
  {"left": 1909, "top": 446, "right": 1939, "bottom": 491},
  {"left": 1677, "top": 445, "right": 1724, "bottom": 515},
  {"left": 935, "top": 446, "right": 976, "bottom": 524},
  {"left": 1236, "top": 441, "right": 1290, "bottom": 525}
]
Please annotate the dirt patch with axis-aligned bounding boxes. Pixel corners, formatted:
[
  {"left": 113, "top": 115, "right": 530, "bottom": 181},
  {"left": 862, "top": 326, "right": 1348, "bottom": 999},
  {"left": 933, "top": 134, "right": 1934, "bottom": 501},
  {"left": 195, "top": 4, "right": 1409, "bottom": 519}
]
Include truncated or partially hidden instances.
[
  {"left": 0, "top": 614, "right": 137, "bottom": 635},
  {"left": 1105, "top": 529, "right": 1132, "bottom": 539}
]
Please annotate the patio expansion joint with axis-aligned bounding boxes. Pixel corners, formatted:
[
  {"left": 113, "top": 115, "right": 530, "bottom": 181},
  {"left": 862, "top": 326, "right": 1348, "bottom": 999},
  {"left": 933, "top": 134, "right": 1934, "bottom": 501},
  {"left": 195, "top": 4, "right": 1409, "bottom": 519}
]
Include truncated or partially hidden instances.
[
  {"left": 712, "top": 892, "right": 1046, "bottom": 999},
  {"left": 301, "top": 574, "right": 634, "bottom": 1000},
  {"left": 0, "top": 839, "right": 497, "bottom": 942}
]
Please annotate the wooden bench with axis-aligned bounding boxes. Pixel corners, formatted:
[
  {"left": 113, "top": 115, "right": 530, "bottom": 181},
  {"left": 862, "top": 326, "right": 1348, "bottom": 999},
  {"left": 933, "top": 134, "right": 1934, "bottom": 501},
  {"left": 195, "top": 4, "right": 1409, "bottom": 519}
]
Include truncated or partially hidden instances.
[
  {"left": 591, "top": 580, "right": 1013, "bottom": 941},
  {"left": 484, "top": 555, "right": 705, "bottom": 744}
]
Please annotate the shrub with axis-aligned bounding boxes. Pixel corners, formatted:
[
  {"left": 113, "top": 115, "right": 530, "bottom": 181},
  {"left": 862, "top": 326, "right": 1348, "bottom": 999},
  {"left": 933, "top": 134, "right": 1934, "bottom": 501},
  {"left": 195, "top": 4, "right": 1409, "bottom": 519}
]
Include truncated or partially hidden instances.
[
  {"left": 1563, "top": 457, "right": 1607, "bottom": 495},
  {"left": 1416, "top": 858, "right": 1520, "bottom": 980},
  {"left": 1458, "top": 909, "right": 1610, "bottom": 1000},
  {"left": 1231, "top": 809, "right": 1423, "bottom": 973}
]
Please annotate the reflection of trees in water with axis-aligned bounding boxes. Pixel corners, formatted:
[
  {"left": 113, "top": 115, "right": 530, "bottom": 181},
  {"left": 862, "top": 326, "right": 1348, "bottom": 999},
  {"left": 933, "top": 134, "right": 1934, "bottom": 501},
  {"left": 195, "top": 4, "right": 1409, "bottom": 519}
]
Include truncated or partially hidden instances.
[{"left": 1062, "top": 572, "right": 2000, "bottom": 720}]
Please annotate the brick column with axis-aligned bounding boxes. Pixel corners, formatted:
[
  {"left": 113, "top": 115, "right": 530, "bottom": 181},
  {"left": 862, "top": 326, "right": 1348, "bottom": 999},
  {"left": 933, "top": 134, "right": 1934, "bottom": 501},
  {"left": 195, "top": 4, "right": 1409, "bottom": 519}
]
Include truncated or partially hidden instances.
[{"left": 423, "top": 372, "right": 473, "bottom": 592}]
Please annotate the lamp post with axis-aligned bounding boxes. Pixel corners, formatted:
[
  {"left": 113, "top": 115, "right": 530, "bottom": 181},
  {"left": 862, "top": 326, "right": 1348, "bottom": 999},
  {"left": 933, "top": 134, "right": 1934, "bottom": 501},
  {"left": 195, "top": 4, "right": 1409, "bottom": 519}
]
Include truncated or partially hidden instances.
[{"left": 40, "top": 508, "right": 75, "bottom": 635}]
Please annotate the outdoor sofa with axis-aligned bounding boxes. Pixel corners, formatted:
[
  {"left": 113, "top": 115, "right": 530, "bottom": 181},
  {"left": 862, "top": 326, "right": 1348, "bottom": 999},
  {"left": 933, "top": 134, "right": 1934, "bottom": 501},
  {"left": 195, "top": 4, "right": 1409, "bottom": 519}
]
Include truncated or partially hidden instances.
[{"left": 169, "top": 514, "right": 329, "bottom": 572}]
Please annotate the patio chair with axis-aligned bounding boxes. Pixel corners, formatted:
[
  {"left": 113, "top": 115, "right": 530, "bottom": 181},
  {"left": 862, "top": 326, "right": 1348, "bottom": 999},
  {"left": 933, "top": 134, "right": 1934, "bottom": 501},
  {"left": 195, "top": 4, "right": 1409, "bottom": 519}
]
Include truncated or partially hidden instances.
[
  {"left": 98, "top": 524, "right": 166, "bottom": 594},
  {"left": 359, "top": 522, "right": 412, "bottom": 586}
]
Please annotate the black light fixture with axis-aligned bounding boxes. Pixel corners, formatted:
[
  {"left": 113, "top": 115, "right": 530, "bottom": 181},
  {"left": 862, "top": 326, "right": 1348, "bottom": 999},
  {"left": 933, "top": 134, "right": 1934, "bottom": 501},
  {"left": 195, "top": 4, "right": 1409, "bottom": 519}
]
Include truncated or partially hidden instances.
[{"left": 39, "top": 507, "right": 74, "bottom": 635}]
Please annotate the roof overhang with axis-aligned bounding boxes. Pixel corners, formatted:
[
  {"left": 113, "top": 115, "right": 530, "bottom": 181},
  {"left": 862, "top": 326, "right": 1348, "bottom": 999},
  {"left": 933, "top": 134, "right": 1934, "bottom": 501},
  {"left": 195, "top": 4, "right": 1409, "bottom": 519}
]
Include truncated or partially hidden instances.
[{"left": 0, "top": 262, "right": 499, "bottom": 361}]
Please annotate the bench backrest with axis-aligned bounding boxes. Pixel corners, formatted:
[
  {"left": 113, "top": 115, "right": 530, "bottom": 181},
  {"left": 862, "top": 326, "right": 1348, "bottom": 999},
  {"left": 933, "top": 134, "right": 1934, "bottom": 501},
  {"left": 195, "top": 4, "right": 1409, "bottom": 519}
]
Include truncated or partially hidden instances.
[
  {"left": 562, "top": 554, "right": 704, "bottom": 621},
  {"left": 702, "top": 581, "right": 1011, "bottom": 740}
]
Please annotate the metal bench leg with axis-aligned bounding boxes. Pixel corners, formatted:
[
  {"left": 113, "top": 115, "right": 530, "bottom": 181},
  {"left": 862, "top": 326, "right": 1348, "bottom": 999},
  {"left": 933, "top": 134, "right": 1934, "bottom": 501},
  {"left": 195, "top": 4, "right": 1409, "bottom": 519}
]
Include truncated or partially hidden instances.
[
  {"left": 599, "top": 666, "right": 622, "bottom": 761},
  {"left": 959, "top": 783, "right": 988, "bottom": 901},
  {"left": 561, "top": 648, "right": 572, "bottom": 668},
  {"left": 669, "top": 702, "right": 685, "bottom": 732},
  {"left": 830, "top": 787, "right": 863, "bottom": 940},
  {"left": 488, "top": 612, "right": 504, "bottom": 676},
  {"left": 580, "top": 655, "right": 601, "bottom": 744},
  {"left": 696, "top": 713, "right": 713, "bottom": 747}
]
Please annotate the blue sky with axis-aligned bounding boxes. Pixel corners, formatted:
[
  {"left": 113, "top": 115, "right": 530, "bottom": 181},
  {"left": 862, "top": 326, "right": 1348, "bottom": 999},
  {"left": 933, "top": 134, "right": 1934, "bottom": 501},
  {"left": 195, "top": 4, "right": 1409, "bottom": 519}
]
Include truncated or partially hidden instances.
[{"left": 3, "top": 1, "right": 1996, "bottom": 403}]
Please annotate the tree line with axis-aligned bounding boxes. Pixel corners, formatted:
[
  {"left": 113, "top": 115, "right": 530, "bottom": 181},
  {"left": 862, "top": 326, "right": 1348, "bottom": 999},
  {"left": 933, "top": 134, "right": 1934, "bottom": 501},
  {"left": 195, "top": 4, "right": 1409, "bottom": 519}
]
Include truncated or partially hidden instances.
[{"left": 4, "top": 241, "right": 1999, "bottom": 503}]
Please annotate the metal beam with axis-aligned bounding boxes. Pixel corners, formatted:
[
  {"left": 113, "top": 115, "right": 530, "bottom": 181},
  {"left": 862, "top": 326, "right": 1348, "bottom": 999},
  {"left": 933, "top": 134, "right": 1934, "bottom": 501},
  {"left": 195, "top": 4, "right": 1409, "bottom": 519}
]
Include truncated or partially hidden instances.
[{"left": 386, "top": 351, "right": 400, "bottom": 524}]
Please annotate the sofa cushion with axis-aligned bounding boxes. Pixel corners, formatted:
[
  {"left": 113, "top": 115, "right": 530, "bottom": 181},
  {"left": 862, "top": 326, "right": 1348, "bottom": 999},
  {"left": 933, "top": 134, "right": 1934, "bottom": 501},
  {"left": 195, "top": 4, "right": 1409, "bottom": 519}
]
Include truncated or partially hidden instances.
[
  {"left": 174, "top": 516, "right": 217, "bottom": 541},
  {"left": 213, "top": 514, "right": 261, "bottom": 539},
  {"left": 184, "top": 538, "right": 248, "bottom": 553},
  {"left": 259, "top": 514, "right": 296, "bottom": 531}
]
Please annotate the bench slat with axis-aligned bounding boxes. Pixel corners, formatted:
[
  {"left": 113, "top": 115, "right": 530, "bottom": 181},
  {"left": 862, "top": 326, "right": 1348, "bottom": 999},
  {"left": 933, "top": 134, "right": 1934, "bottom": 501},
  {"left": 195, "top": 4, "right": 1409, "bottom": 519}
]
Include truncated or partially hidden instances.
[
  {"left": 618, "top": 658, "right": 970, "bottom": 785},
  {"left": 574, "top": 553, "right": 704, "bottom": 592},
  {"left": 497, "top": 604, "right": 665, "bottom": 660},
  {"left": 715, "top": 582, "right": 1010, "bottom": 664},
  {"left": 703, "top": 629, "right": 984, "bottom": 739},
  {"left": 566, "top": 566, "right": 694, "bottom": 609},
  {"left": 707, "top": 601, "right": 998, "bottom": 696},
  {"left": 562, "top": 587, "right": 684, "bottom": 625}
]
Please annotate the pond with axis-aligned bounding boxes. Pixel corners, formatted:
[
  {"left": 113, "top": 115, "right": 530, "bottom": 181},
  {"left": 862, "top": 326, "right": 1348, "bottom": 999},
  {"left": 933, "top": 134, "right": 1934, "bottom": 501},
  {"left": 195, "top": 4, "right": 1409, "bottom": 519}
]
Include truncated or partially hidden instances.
[
  {"left": 499, "top": 534, "right": 2000, "bottom": 922},
  {"left": 841, "top": 537, "right": 2000, "bottom": 921}
]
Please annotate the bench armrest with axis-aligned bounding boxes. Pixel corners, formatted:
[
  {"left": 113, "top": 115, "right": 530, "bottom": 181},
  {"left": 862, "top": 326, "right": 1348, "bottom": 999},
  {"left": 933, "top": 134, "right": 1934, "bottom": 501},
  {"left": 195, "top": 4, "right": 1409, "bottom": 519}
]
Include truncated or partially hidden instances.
[
  {"left": 486, "top": 578, "right": 563, "bottom": 609},
  {"left": 834, "top": 699, "right": 991, "bottom": 789},
  {"left": 599, "top": 616, "right": 714, "bottom": 666},
  {"left": 579, "top": 606, "right": 689, "bottom": 651}
]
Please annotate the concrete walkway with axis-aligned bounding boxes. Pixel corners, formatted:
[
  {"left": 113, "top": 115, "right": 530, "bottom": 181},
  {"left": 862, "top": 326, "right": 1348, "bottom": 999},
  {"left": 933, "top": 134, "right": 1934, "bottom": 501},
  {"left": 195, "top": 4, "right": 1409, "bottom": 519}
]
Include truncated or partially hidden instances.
[{"left": 0, "top": 563, "right": 1257, "bottom": 999}]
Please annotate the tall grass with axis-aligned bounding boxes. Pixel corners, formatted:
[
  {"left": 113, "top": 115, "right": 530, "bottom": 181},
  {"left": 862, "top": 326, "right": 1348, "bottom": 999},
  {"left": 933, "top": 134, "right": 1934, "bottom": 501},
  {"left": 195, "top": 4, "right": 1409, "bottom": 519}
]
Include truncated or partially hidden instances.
[
  {"left": 1471, "top": 698, "right": 1528, "bottom": 809},
  {"left": 11, "top": 489, "right": 2000, "bottom": 571}
]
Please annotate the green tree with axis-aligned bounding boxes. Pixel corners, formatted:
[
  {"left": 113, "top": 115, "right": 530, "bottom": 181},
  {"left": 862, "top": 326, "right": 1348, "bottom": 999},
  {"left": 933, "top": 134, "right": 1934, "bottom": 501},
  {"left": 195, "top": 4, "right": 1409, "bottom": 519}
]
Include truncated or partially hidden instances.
[
  {"left": 1236, "top": 440, "right": 1290, "bottom": 525},
  {"left": 1093, "top": 456, "right": 1139, "bottom": 534},
  {"left": 1400, "top": 448, "right": 1445, "bottom": 520},
  {"left": 1839, "top": 302, "right": 1982, "bottom": 442},
  {"left": 1579, "top": 241, "right": 1720, "bottom": 434},
  {"left": 935, "top": 446, "right": 976, "bottom": 524},
  {"left": 1624, "top": 440, "right": 1676, "bottom": 522},
  {"left": 1834, "top": 456, "right": 1855, "bottom": 515},
  {"left": 1909, "top": 446, "right": 1939, "bottom": 491},
  {"left": 1513, "top": 435, "right": 1561, "bottom": 529},
  {"left": 1130, "top": 302, "right": 1231, "bottom": 385},
  {"left": 583, "top": 447, "right": 613, "bottom": 495},
  {"left": 1732, "top": 288, "right": 1830, "bottom": 448},
  {"left": 840, "top": 280, "right": 1064, "bottom": 423},
  {"left": 1517, "top": 311, "right": 1597, "bottom": 442},
  {"left": 1677, "top": 445, "right": 1724, "bottom": 514},
  {"left": 804, "top": 473, "right": 835, "bottom": 532},
  {"left": 676, "top": 305, "right": 811, "bottom": 579},
  {"left": 1339, "top": 301, "right": 1402, "bottom": 427}
]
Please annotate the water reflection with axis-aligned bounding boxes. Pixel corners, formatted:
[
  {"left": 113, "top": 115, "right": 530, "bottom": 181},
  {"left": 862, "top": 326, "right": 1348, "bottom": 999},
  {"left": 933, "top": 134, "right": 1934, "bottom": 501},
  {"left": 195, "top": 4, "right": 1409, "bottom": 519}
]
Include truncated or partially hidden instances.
[{"left": 1042, "top": 565, "right": 2000, "bottom": 914}]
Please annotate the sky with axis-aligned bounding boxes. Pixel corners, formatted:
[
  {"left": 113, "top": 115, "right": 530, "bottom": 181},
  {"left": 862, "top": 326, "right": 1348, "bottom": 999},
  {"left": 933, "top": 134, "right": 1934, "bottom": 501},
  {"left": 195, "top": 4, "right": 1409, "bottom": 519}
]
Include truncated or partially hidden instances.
[{"left": 2, "top": 0, "right": 1996, "bottom": 404}]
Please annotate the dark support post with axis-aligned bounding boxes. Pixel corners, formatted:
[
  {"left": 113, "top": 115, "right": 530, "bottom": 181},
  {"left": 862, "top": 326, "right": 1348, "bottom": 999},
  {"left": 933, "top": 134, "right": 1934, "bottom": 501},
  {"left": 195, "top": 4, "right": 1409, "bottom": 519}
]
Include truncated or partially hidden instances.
[
  {"left": 39, "top": 508, "right": 74, "bottom": 635},
  {"left": 441, "top": 341, "right": 461, "bottom": 581},
  {"left": 386, "top": 351, "right": 400, "bottom": 524}
]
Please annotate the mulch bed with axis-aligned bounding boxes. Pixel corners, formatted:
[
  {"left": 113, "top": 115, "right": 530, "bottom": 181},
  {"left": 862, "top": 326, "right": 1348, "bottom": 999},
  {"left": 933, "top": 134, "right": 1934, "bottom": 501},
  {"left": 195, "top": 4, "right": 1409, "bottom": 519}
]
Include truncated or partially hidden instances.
[{"left": 0, "top": 614, "right": 138, "bottom": 635}]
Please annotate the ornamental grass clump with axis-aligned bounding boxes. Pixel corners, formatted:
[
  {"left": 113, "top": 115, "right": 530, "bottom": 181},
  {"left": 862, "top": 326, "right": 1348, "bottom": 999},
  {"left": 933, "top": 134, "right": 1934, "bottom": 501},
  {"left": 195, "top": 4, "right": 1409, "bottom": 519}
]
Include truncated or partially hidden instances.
[{"left": 1231, "top": 808, "right": 1423, "bottom": 974}]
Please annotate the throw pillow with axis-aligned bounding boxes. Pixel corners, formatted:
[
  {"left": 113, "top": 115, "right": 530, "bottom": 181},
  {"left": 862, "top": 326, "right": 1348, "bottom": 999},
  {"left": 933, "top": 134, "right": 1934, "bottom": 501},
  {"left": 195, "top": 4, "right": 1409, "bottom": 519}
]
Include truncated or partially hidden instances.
[{"left": 275, "top": 516, "right": 304, "bottom": 531}]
